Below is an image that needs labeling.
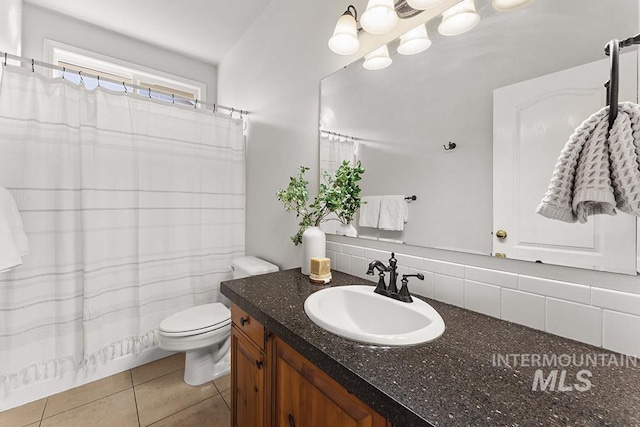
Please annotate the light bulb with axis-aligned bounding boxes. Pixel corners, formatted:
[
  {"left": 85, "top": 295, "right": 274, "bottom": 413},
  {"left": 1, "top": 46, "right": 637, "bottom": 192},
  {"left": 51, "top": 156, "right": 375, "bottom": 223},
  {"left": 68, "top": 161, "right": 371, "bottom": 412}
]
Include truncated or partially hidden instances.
[
  {"left": 328, "top": 9, "right": 360, "bottom": 55},
  {"left": 397, "top": 24, "right": 432, "bottom": 55},
  {"left": 363, "top": 45, "right": 392, "bottom": 70},
  {"left": 438, "top": 0, "right": 480, "bottom": 36},
  {"left": 492, "top": 0, "right": 531, "bottom": 11},
  {"left": 361, "top": 0, "right": 398, "bottom": 35}
]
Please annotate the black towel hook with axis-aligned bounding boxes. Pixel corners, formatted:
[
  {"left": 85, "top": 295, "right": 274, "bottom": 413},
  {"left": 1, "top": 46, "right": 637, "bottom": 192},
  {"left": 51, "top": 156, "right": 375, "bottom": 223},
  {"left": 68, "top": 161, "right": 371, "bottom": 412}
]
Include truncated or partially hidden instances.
[{"left": 605, "top": 39, "right": 620, "bottom": 131}]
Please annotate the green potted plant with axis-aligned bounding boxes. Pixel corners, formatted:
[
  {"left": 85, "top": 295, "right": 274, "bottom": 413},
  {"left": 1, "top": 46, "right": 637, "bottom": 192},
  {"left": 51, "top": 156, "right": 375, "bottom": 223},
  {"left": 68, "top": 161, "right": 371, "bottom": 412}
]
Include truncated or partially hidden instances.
[{"left": 276, "top": 161, "right": 364, "bottom": 274}]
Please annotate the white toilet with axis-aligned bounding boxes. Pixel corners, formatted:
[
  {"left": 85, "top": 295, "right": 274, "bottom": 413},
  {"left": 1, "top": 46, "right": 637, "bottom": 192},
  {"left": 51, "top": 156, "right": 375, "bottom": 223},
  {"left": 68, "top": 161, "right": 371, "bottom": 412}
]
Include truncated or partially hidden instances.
[{"left": 158, "top": 256, "right": 278, "bottom": 386}]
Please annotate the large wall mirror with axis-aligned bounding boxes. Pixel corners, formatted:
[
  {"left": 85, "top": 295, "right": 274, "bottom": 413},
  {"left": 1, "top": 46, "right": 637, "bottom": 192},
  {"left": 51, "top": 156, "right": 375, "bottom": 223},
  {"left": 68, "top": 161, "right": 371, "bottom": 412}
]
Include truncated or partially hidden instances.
[{"left": 320, "top": 0, "right": 640, "bottom": 274}]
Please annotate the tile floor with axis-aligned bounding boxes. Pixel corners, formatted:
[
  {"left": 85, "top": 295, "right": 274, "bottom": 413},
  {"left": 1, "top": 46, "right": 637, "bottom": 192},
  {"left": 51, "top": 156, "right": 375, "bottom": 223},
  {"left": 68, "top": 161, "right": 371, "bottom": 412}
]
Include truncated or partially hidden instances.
[{"left": 0, "top": 354, "right": 231, "bottom": 427}]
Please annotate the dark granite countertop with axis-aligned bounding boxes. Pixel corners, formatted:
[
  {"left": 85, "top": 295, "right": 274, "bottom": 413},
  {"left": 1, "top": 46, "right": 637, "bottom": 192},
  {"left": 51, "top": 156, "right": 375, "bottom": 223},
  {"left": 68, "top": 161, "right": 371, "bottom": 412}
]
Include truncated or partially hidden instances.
[{"left": 221, "top": 269, "right": 640, "bottom": 426}]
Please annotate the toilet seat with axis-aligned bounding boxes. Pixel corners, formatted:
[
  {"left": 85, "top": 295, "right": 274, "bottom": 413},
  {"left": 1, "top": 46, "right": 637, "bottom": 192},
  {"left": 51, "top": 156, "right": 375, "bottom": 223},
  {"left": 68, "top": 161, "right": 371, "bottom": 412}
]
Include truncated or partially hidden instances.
[{"left": 160, "top": 303, "right": 230, "bottom": 337}]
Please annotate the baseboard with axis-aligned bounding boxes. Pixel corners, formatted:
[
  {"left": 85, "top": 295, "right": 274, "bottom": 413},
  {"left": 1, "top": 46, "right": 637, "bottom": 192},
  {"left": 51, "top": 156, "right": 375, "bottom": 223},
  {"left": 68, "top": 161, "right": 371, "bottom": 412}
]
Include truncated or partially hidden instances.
[{"left": 0, "top": 346, "right": 175, "bottom": 412}]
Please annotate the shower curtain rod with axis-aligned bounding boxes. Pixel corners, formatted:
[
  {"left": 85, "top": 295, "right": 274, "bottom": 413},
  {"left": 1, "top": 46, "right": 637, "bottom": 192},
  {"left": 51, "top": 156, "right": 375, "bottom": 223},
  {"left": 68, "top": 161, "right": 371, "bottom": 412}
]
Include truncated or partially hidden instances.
[{"left": 0, "top": 51, "right": 249, "bottom": 117}]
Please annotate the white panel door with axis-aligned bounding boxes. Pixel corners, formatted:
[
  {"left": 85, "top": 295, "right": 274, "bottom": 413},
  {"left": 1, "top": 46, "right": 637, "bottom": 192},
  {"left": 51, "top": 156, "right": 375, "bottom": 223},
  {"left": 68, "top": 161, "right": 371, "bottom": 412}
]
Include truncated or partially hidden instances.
[{"left": 493, "top": 52, "right": 637, "bottom": 274}]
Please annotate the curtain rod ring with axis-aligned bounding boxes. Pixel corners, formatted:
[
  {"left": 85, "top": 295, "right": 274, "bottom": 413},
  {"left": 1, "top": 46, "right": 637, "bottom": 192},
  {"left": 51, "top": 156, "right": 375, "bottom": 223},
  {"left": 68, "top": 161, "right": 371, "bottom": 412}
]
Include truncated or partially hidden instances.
[
  {"left": 172, "top": 93, "right": 175, "bottom": 104},
  {"left": 62, "top": 66, "right": 65, "bottom": 80},
  {"left": 78, "top": 70, "right": 84, "bottom": 85},
  {"left": 31, "top": 58, "right": 34, "bottom": 73},
  {"left": 123, "top": 82, "right": 127, "bottom": 94},
  {"left": 3, "top": 52, "right": 6, "bottom": 67},
  {"left": 148, "top": 87, "right": 151, "bottom": 98},
  {"left": 230, "top": 107, "right": 234, "bottom": 117},
  {"left": 194, "top": 99, "right": 197, "bottom": 109}
]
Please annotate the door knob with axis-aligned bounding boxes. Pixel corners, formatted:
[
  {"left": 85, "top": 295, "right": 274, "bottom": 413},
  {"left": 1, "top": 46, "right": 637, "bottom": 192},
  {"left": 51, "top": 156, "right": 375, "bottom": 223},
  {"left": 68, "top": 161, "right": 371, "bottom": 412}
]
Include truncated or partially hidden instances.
[{"left": 495, "top": 229, "right": 507, "bottom": 240}]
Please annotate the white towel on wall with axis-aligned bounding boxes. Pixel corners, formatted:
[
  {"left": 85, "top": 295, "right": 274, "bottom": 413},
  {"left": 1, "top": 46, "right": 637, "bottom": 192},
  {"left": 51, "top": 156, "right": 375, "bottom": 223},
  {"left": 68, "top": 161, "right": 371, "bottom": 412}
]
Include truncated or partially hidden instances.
[
  {"left": 0, "top": 187, "right": 29, "bottom": 272},
  {"left": 379, "top": 195, "right": 409, "bottom": 231},
  {"left": 537, "top": 102, "right": 640, "bottom": 223},
  {"left": 359, "top": 196, "right": 381, "bottom": 228}
]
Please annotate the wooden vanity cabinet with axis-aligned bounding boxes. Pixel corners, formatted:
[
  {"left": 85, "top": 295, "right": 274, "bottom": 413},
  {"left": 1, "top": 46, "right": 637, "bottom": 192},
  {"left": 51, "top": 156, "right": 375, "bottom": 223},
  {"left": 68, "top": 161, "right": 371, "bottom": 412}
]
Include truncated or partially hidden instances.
[
  {"left": 231, "top": 303, "right": 270, "bottom": 427},
  {"left": 230, "top": 304, "right": 389, "bottom": 427}
]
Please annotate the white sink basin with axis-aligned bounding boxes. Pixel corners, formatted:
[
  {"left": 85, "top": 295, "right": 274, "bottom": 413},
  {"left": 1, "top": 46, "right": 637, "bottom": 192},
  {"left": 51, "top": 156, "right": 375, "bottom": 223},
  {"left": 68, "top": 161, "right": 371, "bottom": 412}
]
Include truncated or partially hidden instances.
[{"left": 304, "top": 285, "right": 445, "bottom": 346}]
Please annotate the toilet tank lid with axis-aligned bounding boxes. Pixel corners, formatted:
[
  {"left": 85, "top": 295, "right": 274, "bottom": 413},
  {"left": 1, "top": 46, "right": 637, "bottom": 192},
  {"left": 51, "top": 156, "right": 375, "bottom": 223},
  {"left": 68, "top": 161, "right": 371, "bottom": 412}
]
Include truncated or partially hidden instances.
[
  {"left": 160, "top": 303, "right": 230, "bottom": 333},
  {"left": 232, "top": 256, "right": 279, "bottom": 275}
]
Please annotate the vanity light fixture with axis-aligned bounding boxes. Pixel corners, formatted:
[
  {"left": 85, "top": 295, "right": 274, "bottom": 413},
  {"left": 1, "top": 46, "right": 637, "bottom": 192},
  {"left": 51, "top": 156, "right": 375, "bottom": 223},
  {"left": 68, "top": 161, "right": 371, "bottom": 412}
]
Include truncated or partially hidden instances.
[
  {"left": 438, "top": 0, "right": 481, "bottom": 36},
  {"left": 360, "top": 0, "right": 399, "bottom": 35},
  {"left": 492, "top": 0, "right": 531, "bottom": 11},
  {"left": 328, "top": 5, "right": 361, "bottom": 55},
  {"left": 406, "top": 0, "right": 444, "bottom": 10},
  {"left": 363, "top": 45, "right": 393, "bottom": 70},
  {"left": 397, "top": 24, "right": 432, "bottom": 55}
]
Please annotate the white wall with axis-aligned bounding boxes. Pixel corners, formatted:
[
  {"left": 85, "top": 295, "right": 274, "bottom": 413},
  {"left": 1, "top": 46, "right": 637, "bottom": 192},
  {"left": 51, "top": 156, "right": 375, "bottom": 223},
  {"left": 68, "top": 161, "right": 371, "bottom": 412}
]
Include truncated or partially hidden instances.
[
  {"left": 218, "top": 0, "right": 640, "bottom": 354},
  {"left": 21, "top": 2, "right": 217, "bottom": 102},
  {"left": 0, "top": 0, "right": 22, "bottom": 56}
]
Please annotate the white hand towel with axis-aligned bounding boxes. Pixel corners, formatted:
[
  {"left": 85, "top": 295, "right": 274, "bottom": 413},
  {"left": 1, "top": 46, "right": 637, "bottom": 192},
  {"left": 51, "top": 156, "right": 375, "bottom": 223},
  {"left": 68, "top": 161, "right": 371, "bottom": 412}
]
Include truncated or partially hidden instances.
[
  {"left": 537, "top": 102, "right": 640, "bottom": 223},
  {"left": 359, "top": 196, "right": 381, "bottom": 228},
  {"left": 379, "top": 195, "right": 408, "bottom": 231},
  {"left": 0, "top": 187, "right": 30, "bottom": 273}
]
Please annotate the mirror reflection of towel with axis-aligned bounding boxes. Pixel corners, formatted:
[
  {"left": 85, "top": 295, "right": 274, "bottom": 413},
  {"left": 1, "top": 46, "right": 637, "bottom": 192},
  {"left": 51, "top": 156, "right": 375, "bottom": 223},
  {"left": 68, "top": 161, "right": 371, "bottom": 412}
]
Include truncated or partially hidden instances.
[
  {"left": 379, "top": 195, "right": 409, "bottom": 231},
  {"left": 0, "top": 188, "right": 30, "bottom": 273},
  {"left": 359, "top": 196, "right": 381, "bottom": 228}
]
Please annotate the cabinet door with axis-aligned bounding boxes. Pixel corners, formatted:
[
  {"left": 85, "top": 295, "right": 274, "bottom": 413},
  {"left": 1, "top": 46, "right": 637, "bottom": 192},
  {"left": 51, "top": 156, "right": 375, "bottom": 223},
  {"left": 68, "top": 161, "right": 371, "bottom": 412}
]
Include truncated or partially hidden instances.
[
  {"left": 231, "top": 326, "right": 267, "bottom": 427},
  {"left": 274, "top": 338, "right": 387, "bottom": 427}
]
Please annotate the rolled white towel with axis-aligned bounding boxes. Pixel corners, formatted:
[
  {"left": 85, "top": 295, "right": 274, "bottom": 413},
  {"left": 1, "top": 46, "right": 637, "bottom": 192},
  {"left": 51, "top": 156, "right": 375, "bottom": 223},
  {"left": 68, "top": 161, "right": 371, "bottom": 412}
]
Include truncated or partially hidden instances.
[
  {"left": 359, "top": 196, "right": 381, "bottom": 228},
  {"left": 379, "top": 195, "right": 408, "bottom": 231}
]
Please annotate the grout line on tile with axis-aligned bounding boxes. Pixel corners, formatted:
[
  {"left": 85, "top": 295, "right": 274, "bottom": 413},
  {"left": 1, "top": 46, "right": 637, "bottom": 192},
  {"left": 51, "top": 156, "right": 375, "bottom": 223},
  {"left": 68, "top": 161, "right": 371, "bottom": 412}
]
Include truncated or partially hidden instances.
[
  {"left": 39, "top": 397, "right": 48, "bottom": 422},
  {"left": 132, "top": 365, "right": 184, "bottom": 388},
  {"left": 130, "top": 370, "right": 142, "bottom": 427},
  {"left": 145, "top": 395, "right": 216, "bottom": 427},
  {"left": 42, "top": 384, "right": 135, "bottom": 421}
]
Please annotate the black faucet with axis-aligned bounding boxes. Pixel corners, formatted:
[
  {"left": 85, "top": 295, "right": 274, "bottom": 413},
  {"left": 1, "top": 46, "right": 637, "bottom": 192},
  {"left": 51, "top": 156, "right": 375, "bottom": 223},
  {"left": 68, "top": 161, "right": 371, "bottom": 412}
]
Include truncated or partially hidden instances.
[{"left": 366, "top": 252, "right": 424, "bottom": 303}]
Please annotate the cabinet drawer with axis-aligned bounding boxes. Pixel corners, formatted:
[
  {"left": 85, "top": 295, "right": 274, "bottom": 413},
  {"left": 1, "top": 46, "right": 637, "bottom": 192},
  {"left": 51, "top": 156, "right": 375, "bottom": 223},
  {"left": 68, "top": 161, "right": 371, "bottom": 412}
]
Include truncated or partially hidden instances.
[{"left": 231, "top": 303, "right": 265, "bottom": 350}]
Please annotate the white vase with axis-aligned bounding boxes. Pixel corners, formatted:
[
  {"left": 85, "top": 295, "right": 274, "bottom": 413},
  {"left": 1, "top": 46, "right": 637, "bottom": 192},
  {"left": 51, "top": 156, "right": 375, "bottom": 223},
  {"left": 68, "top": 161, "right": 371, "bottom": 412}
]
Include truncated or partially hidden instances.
[
  {"left": 301, "top": 226, "right": 326, "bottom": 275},
  {"left": 336, "top": 222, "right": 357, "bottom": 237}
]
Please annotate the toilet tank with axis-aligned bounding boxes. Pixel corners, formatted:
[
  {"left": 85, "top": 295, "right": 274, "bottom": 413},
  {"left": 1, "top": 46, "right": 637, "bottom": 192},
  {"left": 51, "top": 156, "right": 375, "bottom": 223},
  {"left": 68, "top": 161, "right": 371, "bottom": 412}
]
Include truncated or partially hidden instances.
[{"left": 232, "top": 256, "right": 279, "bottom": 279}]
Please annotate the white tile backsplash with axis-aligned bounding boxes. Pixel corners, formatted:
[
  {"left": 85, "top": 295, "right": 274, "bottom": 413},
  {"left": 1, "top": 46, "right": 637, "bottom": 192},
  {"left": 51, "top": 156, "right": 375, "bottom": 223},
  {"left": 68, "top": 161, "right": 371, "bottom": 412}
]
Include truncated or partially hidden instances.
[
  {"left": 325, "top": 241, "right": 639, "bottom": 356},
  {"left": 465, "top": 266, "right": 517, "bottom": 289},
  {"left": 592, "top": 288, "right": 640, "bottom": 317},
  {"left": 464, "top": 280, "right": 501, "bottom": 318},
  {"left": 433, "top": 274, "right": 464, "bottom": 307},
  {"left": 349, "top": 256, "right": 370, "bottom": 280},
  {"left": 409, "top": 269, "right": 434, "bottom": 299},
  {"left": 364, "top": 248, "right": 388, "bottom": 263},
  {"left": 326, "top": 241, "right": 342, "bottom": 253},
  {"left": 395, "top": 253, "right": 424, "bottom": 270},
  {"left": 501, "top": 289, "right": 546, "bottom": 331},
  {"left": 341, "top": 244, "right": 365, "bottom": 257},
  {"left": 326, "top": 250, "right": 337, "bottom": 270},
  {"left": 546, "top": 298, "right": 602, "bottom": 347},
  {"left": 335, "top": 252, "right": 350, "bottom": 274},
  {"left": 423, "top": 259, "right": 465, "bottom": 278},
  {"left": 602, "top": 310, "right": 640, "bottom": 357},
  {"left": 519, "top": 275, "right": 591, "bottom": 304}
]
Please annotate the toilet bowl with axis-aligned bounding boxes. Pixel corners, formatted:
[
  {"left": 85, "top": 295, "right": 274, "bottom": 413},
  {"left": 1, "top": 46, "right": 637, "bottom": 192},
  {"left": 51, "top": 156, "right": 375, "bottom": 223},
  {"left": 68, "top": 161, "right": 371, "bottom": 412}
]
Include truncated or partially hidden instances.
[{"left": 158, "top": 256, "right": 278, "bottom": 386}]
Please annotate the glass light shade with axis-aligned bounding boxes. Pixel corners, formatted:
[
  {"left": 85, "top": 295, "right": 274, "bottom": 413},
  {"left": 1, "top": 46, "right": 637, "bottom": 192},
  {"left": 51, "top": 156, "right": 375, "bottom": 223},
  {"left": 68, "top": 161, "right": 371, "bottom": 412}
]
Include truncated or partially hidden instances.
[
  {"left": 406, "top": 0, "right": 444, "bottom": 10},
  {"left": 492, "top": 0, "right": 531, "bottom": 10},
  {"left": 363, "top": 45, "right": 392, "bottom": 70},
  {"left": 397, "top": 24, "right": 432, "bottom": 55},
  {"left": 360, "top": 0, "right": 398, "bottom": 35},
  {"left": 328, "top": 12, "right": 360, "bottom": 55},
  {"left": 438, "top": 0, "right": 481, "bottom": 36}
]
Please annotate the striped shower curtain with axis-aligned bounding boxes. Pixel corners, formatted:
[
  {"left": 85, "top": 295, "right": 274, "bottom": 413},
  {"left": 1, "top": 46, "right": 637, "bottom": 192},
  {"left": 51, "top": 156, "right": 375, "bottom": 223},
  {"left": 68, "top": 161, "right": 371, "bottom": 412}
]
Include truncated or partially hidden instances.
[{"left": 0, "top": 66, "right": 245, "bottom": 389}]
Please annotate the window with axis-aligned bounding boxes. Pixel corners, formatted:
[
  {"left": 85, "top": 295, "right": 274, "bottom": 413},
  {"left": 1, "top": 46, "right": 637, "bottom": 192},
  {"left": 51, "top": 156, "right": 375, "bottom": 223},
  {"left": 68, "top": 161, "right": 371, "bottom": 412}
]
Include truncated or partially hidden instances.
[{"left": 44, "top": 40, "right": 206, "bottom": 106}]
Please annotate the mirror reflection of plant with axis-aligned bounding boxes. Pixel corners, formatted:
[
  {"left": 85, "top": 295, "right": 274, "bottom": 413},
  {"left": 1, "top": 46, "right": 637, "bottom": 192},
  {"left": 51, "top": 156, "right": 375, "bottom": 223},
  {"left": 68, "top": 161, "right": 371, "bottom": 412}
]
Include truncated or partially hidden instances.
[
  {"left": 319, "top": 160, "right": 364, "bottom": 226},
  {"left": 276, "top": 161, "right": 365, "bottom": 245}
]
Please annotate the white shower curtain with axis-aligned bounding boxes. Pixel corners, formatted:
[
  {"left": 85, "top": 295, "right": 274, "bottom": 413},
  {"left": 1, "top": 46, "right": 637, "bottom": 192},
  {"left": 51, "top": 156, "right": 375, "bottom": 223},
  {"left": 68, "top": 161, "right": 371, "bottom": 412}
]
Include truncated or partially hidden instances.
[{"left": 0, "top": 66, "right": 245, "bottom": 388}]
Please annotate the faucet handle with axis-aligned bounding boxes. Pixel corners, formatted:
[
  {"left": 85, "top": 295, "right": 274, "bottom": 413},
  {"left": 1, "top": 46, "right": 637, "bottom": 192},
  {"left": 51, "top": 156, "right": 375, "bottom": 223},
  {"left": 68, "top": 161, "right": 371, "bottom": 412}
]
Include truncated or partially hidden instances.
[{"left": 398, "top": 273, "right": 424, "bottom": 303}]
